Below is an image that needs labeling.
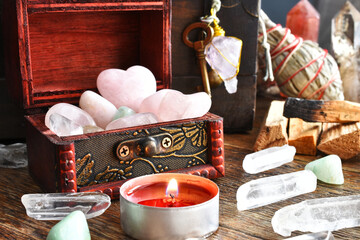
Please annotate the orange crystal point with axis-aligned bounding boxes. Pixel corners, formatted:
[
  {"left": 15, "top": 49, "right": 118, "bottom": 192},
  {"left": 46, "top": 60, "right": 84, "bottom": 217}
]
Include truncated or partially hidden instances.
[{"left": 286, "top": 0, "right": 320, "bottom": 42}]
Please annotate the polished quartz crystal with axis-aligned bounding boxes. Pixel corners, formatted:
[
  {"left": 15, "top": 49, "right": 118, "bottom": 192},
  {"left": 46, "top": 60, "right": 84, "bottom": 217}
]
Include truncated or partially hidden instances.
[
  {"left": 139, "top": 89, "right": 211, "bottom": 122},
  {"left": 272, "top": 195, "right": 360, "bottom": 236},
  {"left": 45, "top": 103, "right": 96, "bottom": 129},
  {"left": 82, "top": 125, "right": 104, "bottom": 134},
  {"left": 0, "top": 143, "right": 27, "bottom": 168},
  {"left": 286, "top": 0, "right": 320, "bottom": 42},
  {"left": 237, "top": 170, "right": 317, "bottom": 210},
  {"left": 79, "top": 90, "right": 118, "bottom": 129},
  {"left": 305, "top": 155, "right": 344, "bottom": 185},
  {"left": 106, "top": 112, "right": 158, "bottom": 130},
  {"left": 242, "top": 145, "right": 296, "bottom": 174},
  {"left": 46, "top": 211, "right": 91, "bottom": 240},
  {"left": 97, "top": 66, "right": 157, "bottom": 112},
  {"left": 113, "top": 106, "right": 136, "bottom": 120},
  {"left": 49, "top": 113, "right": 83, "bottom": 137},
  {"left": 285, "top": 231, "right": 334, "bottom": 240},
  {"left": 21, "top": 192, "right": 111, "bottom": 220}
]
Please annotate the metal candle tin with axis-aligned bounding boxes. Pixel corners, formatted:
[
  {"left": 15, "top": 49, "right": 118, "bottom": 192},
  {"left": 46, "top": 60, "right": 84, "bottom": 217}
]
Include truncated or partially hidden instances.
[{"left": 120, "top": 173, "right": 219, "bottom": 240}]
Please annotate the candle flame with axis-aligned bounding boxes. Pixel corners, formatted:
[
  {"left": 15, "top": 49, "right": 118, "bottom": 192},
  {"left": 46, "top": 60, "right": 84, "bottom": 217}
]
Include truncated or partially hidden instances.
[{"left": 166, "top": 178, "right": 178, "bottom": 197}]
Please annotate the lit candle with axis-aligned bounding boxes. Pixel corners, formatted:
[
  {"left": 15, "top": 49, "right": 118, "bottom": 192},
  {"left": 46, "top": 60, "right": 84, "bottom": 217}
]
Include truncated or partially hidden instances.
[
  {"left": 137, "top": 178, "right": 202, "bottom": 208},
  {"left": 120, "top": 173, "right": 219, "bottom": 240}
]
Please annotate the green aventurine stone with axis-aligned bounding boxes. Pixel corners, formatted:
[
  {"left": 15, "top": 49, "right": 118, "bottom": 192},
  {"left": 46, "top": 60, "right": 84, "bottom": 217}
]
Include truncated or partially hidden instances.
[
  {"left": 305, "top": 154, "right": 344, "bottom": 185},
  {"left": 46, "top": 211, "right": 91, "bottom": 240},
  {"left": 112, "top": 106, "right": 136, "bottom": 120}
]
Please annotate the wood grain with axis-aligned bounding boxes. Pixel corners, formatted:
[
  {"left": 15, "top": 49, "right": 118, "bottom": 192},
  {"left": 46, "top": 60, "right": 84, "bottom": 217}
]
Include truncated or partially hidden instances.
[
  {"left": 284, "top": 97, "right": 360, "bottom": 123},
  {"left": 4, "top": 0, "right": 171, "bottom": 110},
  {"left": 254, "top": 100, "right": 288, "bottom": 151},
  {"left": 1, "top": 96, "right": 359, "bottom": 239},
  {"left": 288, "top": 118, "right": 322, "bottom": 156},
  {"left": 317, "top": 122, "right": 360, "bottom": 160}
]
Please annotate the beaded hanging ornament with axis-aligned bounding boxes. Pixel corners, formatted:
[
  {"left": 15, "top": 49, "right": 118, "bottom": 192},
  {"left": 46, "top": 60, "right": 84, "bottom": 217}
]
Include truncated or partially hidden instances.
[{"left": 258, "top": 10, "right": 344, "bottom": 100}]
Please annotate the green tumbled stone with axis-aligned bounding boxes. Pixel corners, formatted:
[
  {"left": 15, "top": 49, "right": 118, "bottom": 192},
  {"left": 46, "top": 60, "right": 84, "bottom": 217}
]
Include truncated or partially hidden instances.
[
  {"left": 305, "top": 154, "right": 344, "bottom": 185},
  {"left": 46, "top": 211, "right": 91, "bottom": 240},
  {"left": 112, "top": 106, "right": 136, "bottom": 120}
]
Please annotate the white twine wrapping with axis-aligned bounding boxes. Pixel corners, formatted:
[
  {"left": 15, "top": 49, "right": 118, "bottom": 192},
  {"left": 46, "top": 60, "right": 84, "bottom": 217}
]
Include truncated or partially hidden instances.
[
  {"left": 200, "top": 0, "right": 221, "bottom": 24},
  {"left": 259, "top": 13, "right": 274, "bottom": 81}
]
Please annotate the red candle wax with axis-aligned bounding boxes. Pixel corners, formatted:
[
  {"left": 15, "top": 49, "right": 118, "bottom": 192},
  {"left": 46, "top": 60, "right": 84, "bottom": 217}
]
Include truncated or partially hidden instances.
[
  {"left": 126, "top": 181, "right": 213, "bottom": 208},
  {"left": 138, "top": 198, "right": 197, "bottom": 207}
]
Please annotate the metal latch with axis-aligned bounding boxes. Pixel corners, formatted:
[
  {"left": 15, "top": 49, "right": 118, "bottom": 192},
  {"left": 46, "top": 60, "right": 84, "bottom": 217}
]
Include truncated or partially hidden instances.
[{"left": 116, "top": 133, "right": 173, "bottom": 161}]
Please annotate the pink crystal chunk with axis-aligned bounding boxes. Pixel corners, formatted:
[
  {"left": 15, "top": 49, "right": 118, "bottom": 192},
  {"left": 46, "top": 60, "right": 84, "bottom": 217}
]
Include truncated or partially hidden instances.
[
  {"left": 79, "top": 90, "right": 118, "bottom": 129},
  {"left": 97, "top": 66, "right": 157, "bottom": 112},
  {"left": 45, "top": 103, "right": 96, "bottom": 129},
  {"left": 139, "top": 89, "right": 211, "bottom": 122},
  {"left": 105, "top": 113, "right": 158, "bottom": 130},
  {"left": 286, "top": 0, "right": 320, "bottom": 42}
]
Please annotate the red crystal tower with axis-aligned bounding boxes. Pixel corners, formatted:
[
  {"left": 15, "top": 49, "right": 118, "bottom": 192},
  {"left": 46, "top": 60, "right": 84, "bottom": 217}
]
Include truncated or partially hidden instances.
[{"left": 286, "top": 0, "right": 320, "bottom": 42}]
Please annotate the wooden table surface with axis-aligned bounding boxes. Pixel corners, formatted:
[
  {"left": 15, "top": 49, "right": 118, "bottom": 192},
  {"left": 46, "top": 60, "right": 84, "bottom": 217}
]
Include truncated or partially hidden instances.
[{"left": 1, "top": 96, "right": 360, "bottom": 240}]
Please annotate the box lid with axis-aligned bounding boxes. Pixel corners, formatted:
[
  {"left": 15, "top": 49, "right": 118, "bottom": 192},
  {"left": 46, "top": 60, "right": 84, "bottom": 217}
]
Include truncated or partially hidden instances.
[{"left": 3, "top": 0, "right": 171, "bottom": 111}]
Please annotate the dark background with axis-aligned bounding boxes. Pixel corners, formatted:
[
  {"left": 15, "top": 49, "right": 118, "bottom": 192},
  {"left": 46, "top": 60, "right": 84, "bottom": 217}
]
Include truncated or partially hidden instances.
[{"left": 0, "top": 0, "right": 360, "bottom": 141}]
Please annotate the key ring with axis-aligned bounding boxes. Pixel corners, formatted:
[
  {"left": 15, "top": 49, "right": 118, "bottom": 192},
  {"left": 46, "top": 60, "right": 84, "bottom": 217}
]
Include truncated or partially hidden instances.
[{"left": 182, "top": 22, "right": 214, "bottom": 49}]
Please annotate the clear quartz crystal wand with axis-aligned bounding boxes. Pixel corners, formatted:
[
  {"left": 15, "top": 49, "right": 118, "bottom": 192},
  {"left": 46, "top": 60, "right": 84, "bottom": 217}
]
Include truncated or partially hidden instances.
[
  {"left": 21, "top": 192, "right": 111, "bottom": 220},
  {"left": 272, "top": 194, "right": 360, "bottom": 237},
  {"left": 237, "top": 170, "right": 317, "bottom": 210}
]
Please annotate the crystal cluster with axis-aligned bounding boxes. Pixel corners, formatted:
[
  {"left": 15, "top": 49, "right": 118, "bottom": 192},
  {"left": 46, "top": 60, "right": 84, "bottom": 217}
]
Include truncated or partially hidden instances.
[
  {"left": 46, "top": 65, "right": 211, "bottom": 137},
  {"left": 0, "top": 143, "right": 27, "bottom": 168},
  {"left": 331, "top": 1, "right": 360, "bottom": 102},
  {"left": 21, "top": 192, "right": 111, "bottom": 220},
  {"left": 237, "top": 170, "right": 317, "bottom": 210},
  {"left": 272, "top": 195, "right": 360, "bottom": 236},
  {"left": 242, "top": 145, "right": 296, "bottom": 174}
]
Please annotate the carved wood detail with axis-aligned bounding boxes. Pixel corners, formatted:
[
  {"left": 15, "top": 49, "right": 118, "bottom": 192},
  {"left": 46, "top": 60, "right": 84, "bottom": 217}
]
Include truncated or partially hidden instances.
[
  {"left": 208, "top": 120, "right": 225, "bottom": 177},
  {"left": 58, "top": 144, "right": 77, "bottom": 193}
]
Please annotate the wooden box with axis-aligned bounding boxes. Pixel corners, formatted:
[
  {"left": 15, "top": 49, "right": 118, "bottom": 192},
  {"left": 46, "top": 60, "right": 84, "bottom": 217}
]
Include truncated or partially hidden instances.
[{"left": 3, "top": 0, "right": 224, "bottom": 199}]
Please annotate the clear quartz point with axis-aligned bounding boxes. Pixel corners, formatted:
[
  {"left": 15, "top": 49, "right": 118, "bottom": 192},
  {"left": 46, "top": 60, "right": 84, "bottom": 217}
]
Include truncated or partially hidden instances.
[
  {"left": 21, "top": 192, "right": 111, "bottom": 220},
  {"left": 285, "top": 231, "right": 335, "bottom": 240},
  {"left": 0, "top": 143, "right": 27, "bottom": 168},
  {"left": 237, "top": 170, "right": 317, "bottom": 210},
  {"left": 243, "top": 145, "right": 296, "bottom": 174},
  {"left": 272, "top": 195, "right": 360, "bottom": 237},
  {"left": 49, "top": 113, "right": 83, "bottom": 137}
]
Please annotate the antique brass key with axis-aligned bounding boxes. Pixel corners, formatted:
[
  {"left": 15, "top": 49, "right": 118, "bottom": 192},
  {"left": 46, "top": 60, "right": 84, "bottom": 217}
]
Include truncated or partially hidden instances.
[{"left": 183, "top": 22, "right": 214, "bottom": 97}]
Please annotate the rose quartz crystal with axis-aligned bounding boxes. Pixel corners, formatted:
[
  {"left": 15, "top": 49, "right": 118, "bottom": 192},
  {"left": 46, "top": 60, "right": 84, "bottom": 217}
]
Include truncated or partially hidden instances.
[
  {"left": 79, "top": 90, "right": 118, "bottom": 129},
  {"left": 139, "top": 89, "right": 211, "bottom": 122},
  {"left": 45, "top": 103, "right": 96, "bottom": 129},
  {"left": 105, "top": 113, "right": 158, "bottom": 130},
  {"left": 97, "top": 66, "right": 157, "bottom": 112}
]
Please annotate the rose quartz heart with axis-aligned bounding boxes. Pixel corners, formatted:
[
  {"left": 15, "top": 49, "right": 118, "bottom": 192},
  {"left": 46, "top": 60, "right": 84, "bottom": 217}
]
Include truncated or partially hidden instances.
[
  {"left": 97, "top": 66, "right": 156, "bottom": 112},
  {"left": 139, "top": 89, "right": 212, "bottom": 122}
]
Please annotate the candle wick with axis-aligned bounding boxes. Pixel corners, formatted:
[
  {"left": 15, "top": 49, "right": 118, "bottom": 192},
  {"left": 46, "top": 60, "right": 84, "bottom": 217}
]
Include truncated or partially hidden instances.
[{"left": 169, "top": 193, "right": 175, "bottom": 199}]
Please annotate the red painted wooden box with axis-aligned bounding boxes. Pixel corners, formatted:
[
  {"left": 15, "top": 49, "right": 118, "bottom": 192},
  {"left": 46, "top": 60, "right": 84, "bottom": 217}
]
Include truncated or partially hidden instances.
[{"left": 3, "top": 0, "right": 224, "bottom": 199}]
